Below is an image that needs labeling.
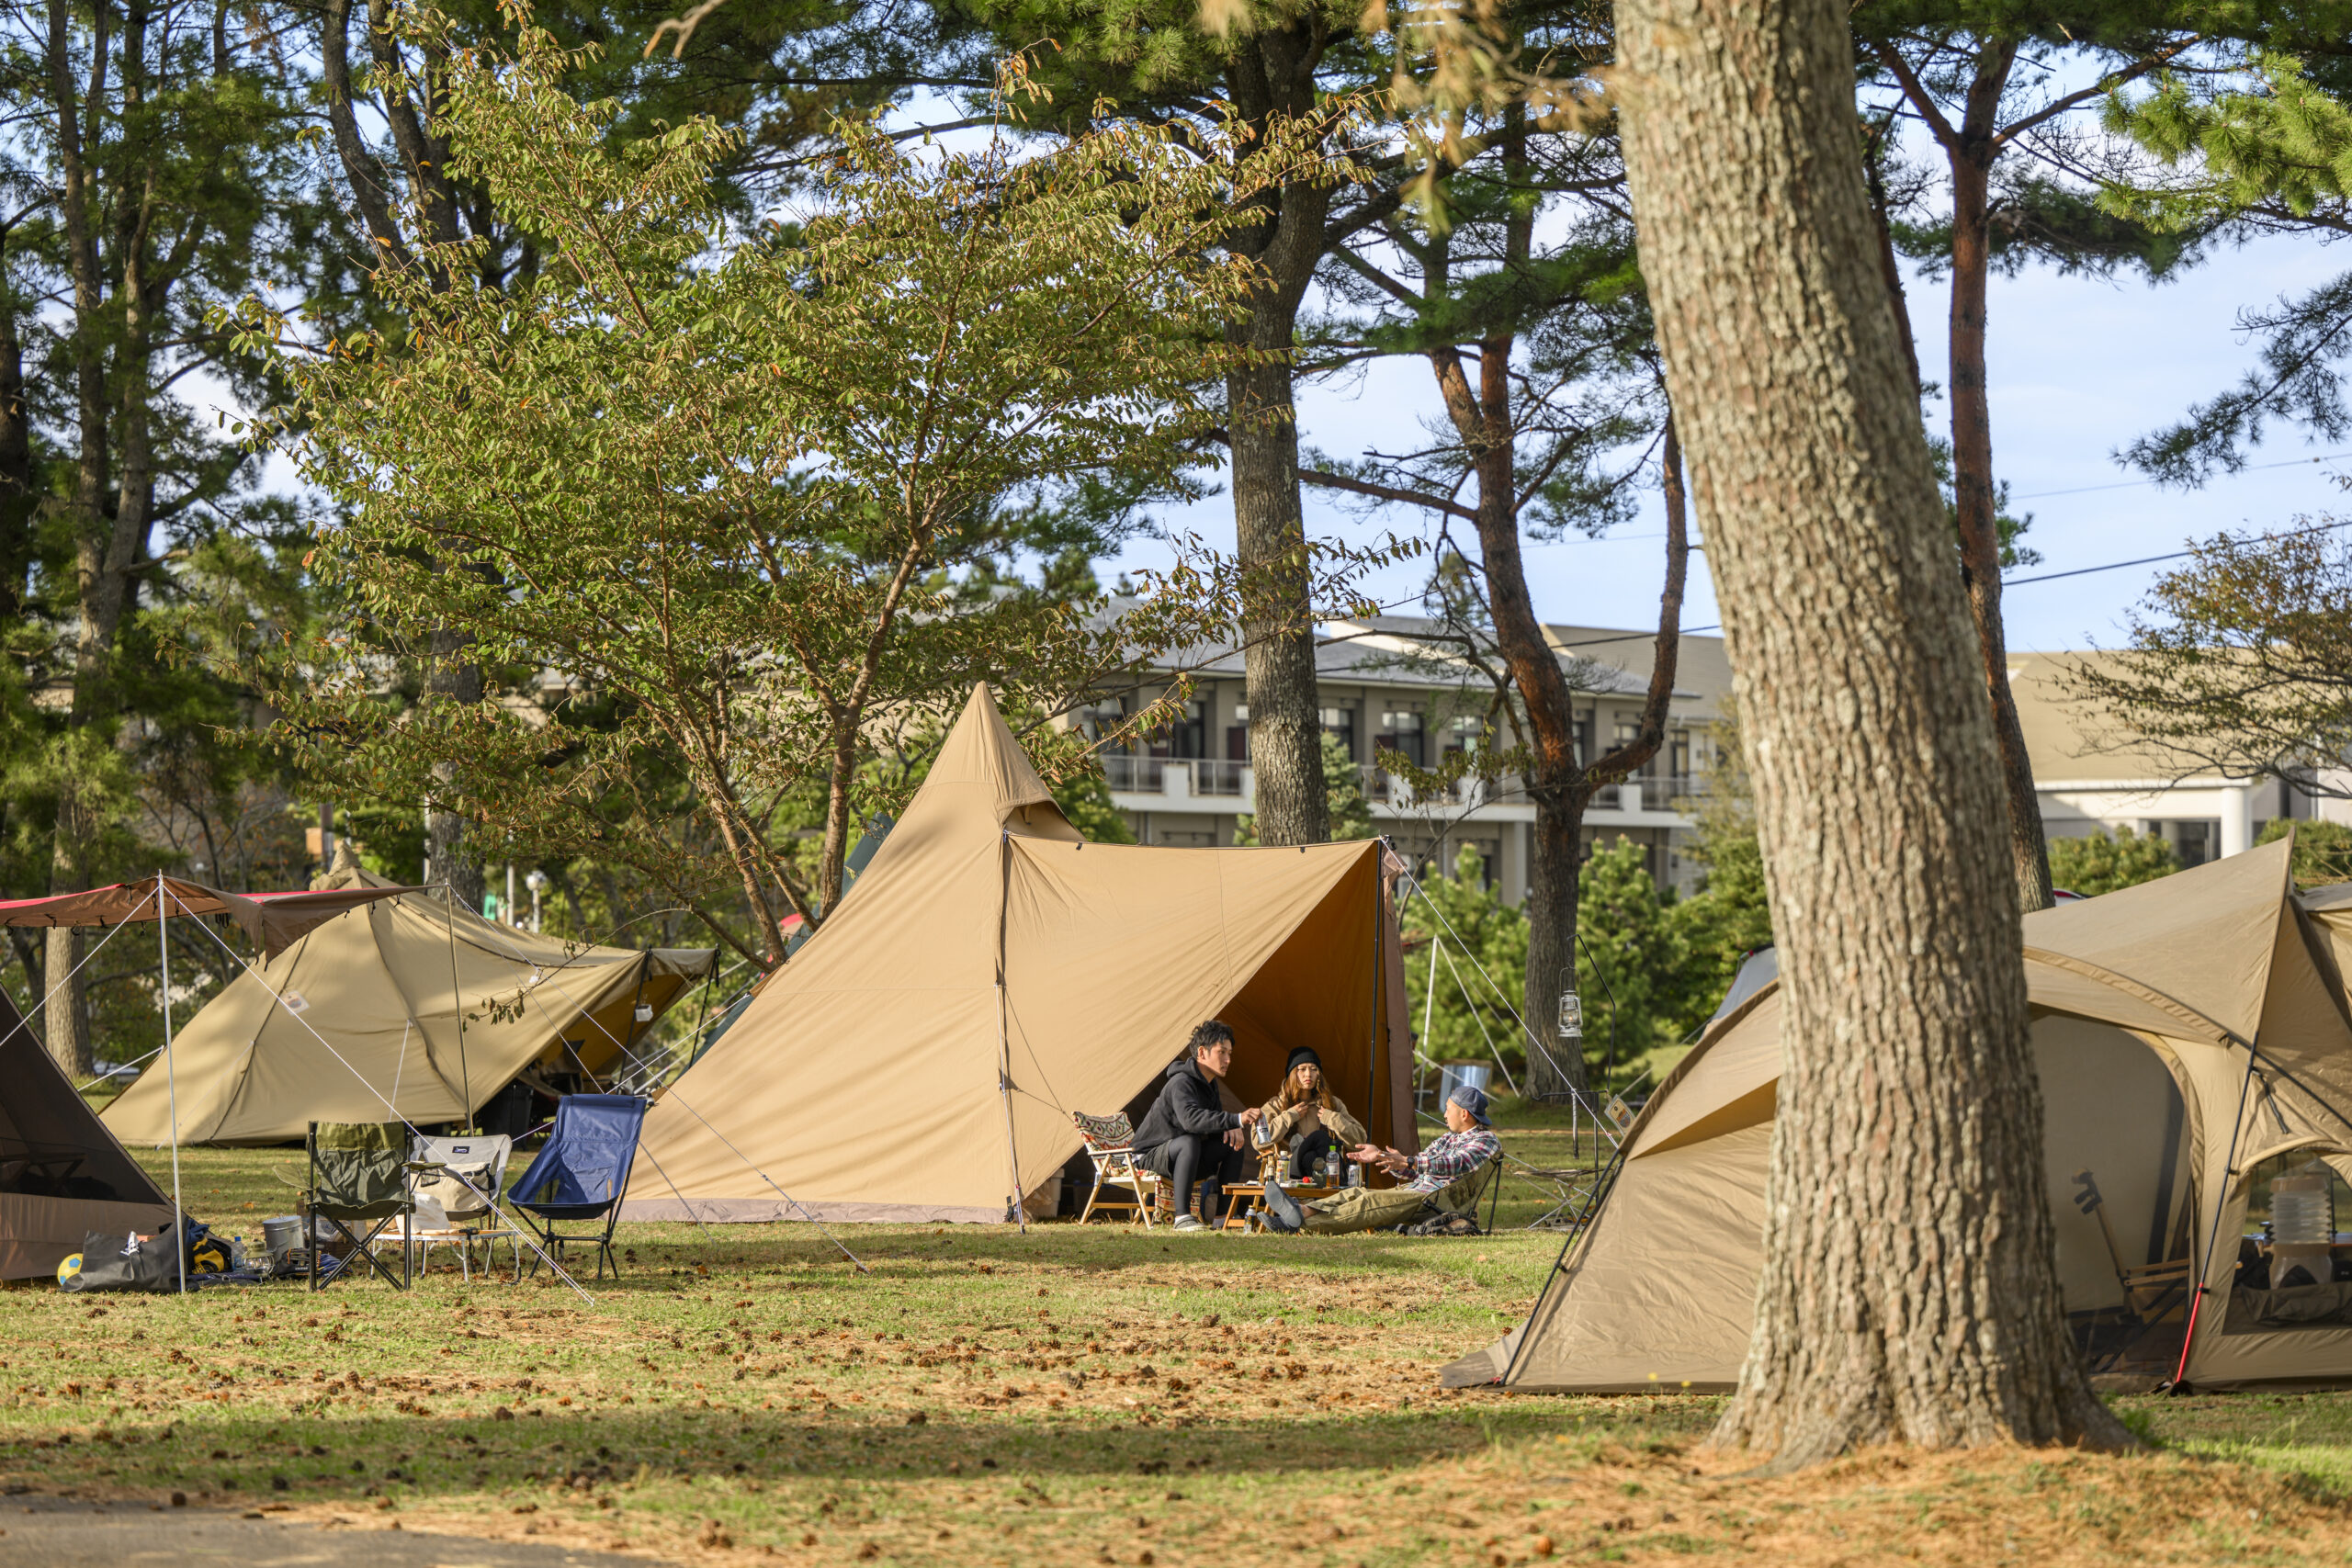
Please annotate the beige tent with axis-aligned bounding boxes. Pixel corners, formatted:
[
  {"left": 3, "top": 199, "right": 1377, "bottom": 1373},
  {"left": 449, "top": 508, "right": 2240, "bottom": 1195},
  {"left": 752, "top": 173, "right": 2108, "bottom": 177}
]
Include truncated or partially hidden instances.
[
  {"left": 0, "top": 988, "right": 172, "bottom": 1278},
  {"left": 103, "top": 856, "right": 717, "bottom": 1146},
  {"left": 1448, "top": 839, "right": 2352, "bottom": 1393},
  {"left": 620, "top": 682, "right": 1415, "bottom": 1225}
]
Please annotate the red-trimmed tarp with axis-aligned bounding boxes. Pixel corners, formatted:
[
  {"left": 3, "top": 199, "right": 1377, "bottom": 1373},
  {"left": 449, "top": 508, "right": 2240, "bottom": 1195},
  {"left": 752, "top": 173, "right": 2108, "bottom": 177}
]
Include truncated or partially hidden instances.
[{"left": 0, "top": 877, "right": 417, "bottom": 960}]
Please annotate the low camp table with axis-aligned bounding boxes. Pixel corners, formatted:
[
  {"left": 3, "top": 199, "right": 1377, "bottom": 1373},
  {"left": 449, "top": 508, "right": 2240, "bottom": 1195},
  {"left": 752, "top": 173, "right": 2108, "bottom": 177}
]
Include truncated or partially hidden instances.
[{"left": 1221, "top": 1179, "right": 1344, "bottom": 1232}]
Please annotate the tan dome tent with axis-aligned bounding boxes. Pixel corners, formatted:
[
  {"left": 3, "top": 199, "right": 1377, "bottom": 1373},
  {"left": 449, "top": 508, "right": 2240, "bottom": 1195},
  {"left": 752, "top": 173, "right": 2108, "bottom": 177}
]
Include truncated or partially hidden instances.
[
  {"left": 0, "top": 987, "right": 172, "bottom": 1279},
  {"left": 620, "top": 682, "right": 1416, "bottom": 1225},
  {"left": 103, "top": 856, "right": 717, "bottom": 1146},
  {"left": 1447, "top": 838, "right": 2352, "bottom": 1393}
]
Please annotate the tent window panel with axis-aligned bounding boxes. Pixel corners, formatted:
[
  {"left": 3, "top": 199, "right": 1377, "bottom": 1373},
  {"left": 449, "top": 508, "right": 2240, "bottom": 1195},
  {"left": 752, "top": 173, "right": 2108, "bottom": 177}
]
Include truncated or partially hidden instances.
[{"left": 2223, "top": 1150, "right": 2352, "bottom": 1335}]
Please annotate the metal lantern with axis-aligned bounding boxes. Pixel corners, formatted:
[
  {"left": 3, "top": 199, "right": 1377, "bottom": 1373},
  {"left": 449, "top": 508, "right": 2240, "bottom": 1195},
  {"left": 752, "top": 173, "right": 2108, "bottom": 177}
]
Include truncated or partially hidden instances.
[
  {"left": 1557, "top": 989, "right": 1584, "bottom": 1041},
  {"left": 634, "top": 1000, "right": 654, "bottom": 1023}
]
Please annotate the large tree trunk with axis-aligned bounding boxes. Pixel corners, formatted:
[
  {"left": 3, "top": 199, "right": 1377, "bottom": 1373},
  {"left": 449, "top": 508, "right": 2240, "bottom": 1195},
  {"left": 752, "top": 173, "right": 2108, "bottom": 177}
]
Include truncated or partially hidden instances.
[
  {"left": 1943, "top": 52, "right": 2053, "bottom": 910},
  {"left": 426, "top": 622, "right": 486, "bottom": 914},
  {"left": 1229, "top": 346, "right": 1329, "bottom": 846},
  {"left": 1224, "top": 32, "right": 1330, "bottom": 848},
  {"left": 1454, "top": 338, "right": 1591, "bottom": 1100},
  {"left": 0, "top": 280, "right": 31, "bottom": 621},
  {"left": 1616, "top": 0, "right": 2128, "bottom": 1466}
]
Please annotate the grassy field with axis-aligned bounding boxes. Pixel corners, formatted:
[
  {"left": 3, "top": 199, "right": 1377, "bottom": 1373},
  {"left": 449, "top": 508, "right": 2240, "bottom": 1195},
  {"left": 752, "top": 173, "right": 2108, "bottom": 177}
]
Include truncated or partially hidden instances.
[{"left": 6, "top": 1126, "right": 2352, "bottom": 1564}]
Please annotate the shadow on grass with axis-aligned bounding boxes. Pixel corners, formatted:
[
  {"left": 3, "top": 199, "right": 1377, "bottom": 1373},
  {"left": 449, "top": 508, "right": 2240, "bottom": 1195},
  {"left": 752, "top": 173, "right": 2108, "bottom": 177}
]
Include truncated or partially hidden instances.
[
  {"left": 0, "top": 1399, "right": 1719, "bottom": 1511},
  {"left": 598, "top": 1226, "right": 1570, "bottom": 1280}
]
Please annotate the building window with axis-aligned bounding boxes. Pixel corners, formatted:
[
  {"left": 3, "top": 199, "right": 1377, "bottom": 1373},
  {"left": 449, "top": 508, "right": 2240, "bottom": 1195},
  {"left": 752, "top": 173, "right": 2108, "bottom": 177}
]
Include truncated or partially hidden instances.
[
  {"left": 1574, "top": 712, "right": 1594, "bottom": 766},
  {"left": 1381, "top": 709, "right": 1425, "bottom": 769},
  {"left": 1320, "top": 705, "right": 1355, "bottom": 760},
  {"left": 1447, "top": 715, "right": 1482, "bottom": 757},
  {"left": 1149, "top": 700, "right": 1207, "bottom": 760},
  {"left": 1227, "top": 701, "right": 1250, "bottom": 761},
  {"left": 1078, "top": 697, "right": 1126, "bottom": 749},
  {"left": 1670, "top": 728, "right": 1690, "bottom": 779}
]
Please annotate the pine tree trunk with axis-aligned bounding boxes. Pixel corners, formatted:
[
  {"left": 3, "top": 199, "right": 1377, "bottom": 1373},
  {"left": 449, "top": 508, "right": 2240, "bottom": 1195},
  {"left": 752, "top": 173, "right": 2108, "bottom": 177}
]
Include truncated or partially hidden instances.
[
  {"left": 1945, "top": 96, "right": 2053, "bottom": 912},
  {"left": 1227, "top": 262, "right": 1328, "bottom": 847},
  {"left": 1223, "top": 30, "right": 1331, "bottom": 848},
  {"left": 426, "top": 623, "right": 485, "bottom": 913},
  {"left": 42, "top": 927, "right": 90, "bottom": 1079},
  {"left": 0, "top": 288, "right": 31, "bottom": 620},
  {"left": 1521, "top": 796, "right": 1588, "bottom": 1098},
  {"left": 1614, "top": 0, "right": 2129, "bottom": 1464}
]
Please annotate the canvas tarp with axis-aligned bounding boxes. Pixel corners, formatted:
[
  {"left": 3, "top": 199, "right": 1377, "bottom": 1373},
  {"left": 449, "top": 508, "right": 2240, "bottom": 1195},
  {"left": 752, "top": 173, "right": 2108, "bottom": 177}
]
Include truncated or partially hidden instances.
[
  {"left": 1449, "top": 840, "right": 2352, "bottom": 1393},
  {"left": 102, "top": 862, "right": 716, "bottom": 1146},
  {"left": 0, "top": 989, "right": 171, "bottom": 1279},
  {"left": 619, "top": 682, "right": 1415, "bottom": 1225},
  {"left": 0, "top": 876, "right": 413, "bottom": 960}
]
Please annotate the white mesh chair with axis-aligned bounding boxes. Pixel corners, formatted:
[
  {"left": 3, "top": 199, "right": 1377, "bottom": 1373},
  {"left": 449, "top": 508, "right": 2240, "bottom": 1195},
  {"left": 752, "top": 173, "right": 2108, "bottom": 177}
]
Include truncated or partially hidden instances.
[{"left": 402, "top": 1134, "right": 519, "bottom": 1280}]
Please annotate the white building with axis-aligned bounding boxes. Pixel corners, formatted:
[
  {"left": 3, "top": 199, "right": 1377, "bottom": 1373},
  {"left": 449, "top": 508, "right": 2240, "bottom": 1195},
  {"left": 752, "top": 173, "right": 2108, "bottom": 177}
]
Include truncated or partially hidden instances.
[
  {"left": 1079, "top": 616, "right": 1733, "bottom": 897},
  {"left": 1084, "top": 629, "right": 2340, "bottom": 892},
  {"left": 2013, "top": 651, "right": 2341, "bottom": 865}
]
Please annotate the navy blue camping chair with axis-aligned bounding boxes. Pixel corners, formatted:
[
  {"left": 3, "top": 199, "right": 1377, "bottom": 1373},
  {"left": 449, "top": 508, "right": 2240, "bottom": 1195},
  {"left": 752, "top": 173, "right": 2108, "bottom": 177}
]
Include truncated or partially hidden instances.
[{"left": 509, "top": 1094, "right": 647, "bottom": 1281}]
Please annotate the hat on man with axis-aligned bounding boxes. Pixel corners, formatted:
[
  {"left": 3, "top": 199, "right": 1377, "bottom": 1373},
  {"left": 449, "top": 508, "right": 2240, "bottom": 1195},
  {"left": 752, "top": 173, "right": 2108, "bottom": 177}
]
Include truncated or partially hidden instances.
[
  {"left": 1284, "top": 1046, "right": 1322, "bottom": 1076},
  {"left": 1447, "top": 1082, "right": 1492, "bottom": 1127}
]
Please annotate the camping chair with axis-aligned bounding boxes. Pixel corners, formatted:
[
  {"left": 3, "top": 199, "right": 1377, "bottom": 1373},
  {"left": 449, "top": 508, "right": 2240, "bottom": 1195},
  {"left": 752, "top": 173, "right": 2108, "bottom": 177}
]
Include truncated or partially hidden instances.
[
  {"left": 1419, "top": 1154, "right": 1506, "bottom": 1234},
  {"left": 1072, "top": 1111, "right": 1163, "bottom": 1227},
  {"left": 402, "top": 1134, "right": 518, "bottom": 1282},
  {"left": 510, "top": 1095, "right": 646, "bottom": 1281},
  {"left": 2072, "top": 1168, "right": 2193, "bottom": 1325},
  {"left": 305, "top": 1122, "right": 423, "bottom": 1292}
]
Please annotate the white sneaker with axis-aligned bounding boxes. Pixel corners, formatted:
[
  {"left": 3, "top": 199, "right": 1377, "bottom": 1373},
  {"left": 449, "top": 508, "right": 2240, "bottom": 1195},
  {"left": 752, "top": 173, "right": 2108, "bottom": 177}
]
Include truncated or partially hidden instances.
[{"left": 1170, "top": 1214, "right": 1206, "bottom": 1233}]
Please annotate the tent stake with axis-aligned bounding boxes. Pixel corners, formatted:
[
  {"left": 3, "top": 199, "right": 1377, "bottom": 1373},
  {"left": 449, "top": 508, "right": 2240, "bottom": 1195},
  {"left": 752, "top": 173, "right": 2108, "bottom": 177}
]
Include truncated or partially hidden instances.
[{"left": 157, "top": 873, "right": 186, "bottom": 1296}]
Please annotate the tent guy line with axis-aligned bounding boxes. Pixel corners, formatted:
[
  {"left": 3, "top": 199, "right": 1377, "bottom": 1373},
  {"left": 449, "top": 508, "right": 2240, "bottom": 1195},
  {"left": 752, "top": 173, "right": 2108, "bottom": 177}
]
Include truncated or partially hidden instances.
[
  {"left": 159, "top": 884, "right": 598, "bottom": 1305},
  {"left": 444, "top": 906, "right": 866, "bottom": 1270},
  {"left": 1396, "top": 866, "right": 1582, "bottom": 1094},
  {"left": 6, "top": 903, "right": 141, "bottom": 1062}
]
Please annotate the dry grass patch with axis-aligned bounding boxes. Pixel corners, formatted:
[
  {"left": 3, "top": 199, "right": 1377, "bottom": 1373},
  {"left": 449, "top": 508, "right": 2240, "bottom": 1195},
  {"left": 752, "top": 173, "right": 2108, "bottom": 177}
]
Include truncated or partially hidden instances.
[{"left": 2, "top": 1148, "right": 2350, "bottom": 1563}]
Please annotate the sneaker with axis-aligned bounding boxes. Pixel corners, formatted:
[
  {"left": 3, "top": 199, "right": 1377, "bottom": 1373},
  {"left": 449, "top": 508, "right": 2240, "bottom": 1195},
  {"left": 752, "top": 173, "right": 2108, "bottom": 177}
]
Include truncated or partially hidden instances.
[
  {"left": 1170, "top": 1214, "right": 1206, "bottom": 1233},
  {"left": 1257, "top": 1180, "right": 1305, "bottom": 1234}
]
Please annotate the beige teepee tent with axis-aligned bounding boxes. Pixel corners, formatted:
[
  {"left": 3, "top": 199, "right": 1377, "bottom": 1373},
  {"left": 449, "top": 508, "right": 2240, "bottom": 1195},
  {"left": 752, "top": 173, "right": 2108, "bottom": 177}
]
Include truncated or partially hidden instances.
[
  {"left": 102, "top": 854, "right": 716, "bottom": 1146},
  {"left": 620, "top": 682, "right": 1415, "bottom": 1225},
  {"left": 1446, "top": 838, "right": 2352, "bottom": 1393}
]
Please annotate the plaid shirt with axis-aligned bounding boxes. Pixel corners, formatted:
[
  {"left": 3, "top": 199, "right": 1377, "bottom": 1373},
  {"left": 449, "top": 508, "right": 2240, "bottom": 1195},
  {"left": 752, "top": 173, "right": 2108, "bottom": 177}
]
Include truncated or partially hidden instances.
[{"left": 1401, "top": 1126, "right": 1499, "bottom": 1193}]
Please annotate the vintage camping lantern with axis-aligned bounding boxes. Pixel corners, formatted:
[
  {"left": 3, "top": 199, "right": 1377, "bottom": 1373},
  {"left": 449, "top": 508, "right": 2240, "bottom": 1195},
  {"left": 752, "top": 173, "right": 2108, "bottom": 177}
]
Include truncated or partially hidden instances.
[{"left": 1557, "top": 989, "right": 1583, "bottom": 1042}]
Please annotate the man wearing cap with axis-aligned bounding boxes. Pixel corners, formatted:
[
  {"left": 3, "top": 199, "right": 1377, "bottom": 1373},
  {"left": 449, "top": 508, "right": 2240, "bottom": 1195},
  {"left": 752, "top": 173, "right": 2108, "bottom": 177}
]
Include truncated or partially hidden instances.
[
  {"left": 1254, "top": 1046, "right": 1370, "bottom": 1183},
  {"left": 1256, "top": 1084, "right": 1501, "bottom": 1235}
]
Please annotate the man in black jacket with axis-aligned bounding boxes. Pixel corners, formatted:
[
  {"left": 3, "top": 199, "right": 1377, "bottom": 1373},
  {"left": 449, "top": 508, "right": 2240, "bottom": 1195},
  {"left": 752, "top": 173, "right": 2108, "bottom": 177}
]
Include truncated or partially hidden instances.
[{"left": 1133, "top": 1021, "right": 1263, "bottom": 1232}]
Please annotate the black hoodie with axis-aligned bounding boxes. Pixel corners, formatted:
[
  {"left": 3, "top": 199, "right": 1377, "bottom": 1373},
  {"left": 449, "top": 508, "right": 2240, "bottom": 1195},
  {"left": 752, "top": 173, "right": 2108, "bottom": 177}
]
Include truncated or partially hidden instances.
[{"left": 1132, "top": 1053, "right": 1239, "bottom": 1155}]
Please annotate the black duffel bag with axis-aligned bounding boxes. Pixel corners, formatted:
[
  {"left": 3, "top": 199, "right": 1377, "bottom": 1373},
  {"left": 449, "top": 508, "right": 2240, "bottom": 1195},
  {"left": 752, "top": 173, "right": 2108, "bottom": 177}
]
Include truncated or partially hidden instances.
[{"left": 60, "top": 1227, "right": 183, "bottom": 1293}]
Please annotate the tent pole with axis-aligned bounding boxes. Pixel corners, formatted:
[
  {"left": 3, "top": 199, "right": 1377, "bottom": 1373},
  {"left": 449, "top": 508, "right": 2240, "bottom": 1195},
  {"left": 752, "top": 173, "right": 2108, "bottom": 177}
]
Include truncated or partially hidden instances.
[
  {"left": 1420, "top": 881, "right": 1439, "bottom": 1100},
  {"left": 996, "top": 833, "right": 1024, "bottom": 1234},
  {"left": 157, "top": 873, "right": 186, "bottom": 1296},
  {"left": 2174, "top": 1040, "right": 2262, "bottom": 1388},
  {"left": 441, "top": 890, "right": 471, "bottom": 1133},
  {"left": 1367, "top": 853, "right": 1380, "bottom": 1143}
]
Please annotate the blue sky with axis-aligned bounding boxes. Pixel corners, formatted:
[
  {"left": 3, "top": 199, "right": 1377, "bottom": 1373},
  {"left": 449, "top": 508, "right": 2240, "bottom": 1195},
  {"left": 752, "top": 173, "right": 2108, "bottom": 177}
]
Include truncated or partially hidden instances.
[{"left": 1108, "top": 227, "right": 2352, "bottom": 653}]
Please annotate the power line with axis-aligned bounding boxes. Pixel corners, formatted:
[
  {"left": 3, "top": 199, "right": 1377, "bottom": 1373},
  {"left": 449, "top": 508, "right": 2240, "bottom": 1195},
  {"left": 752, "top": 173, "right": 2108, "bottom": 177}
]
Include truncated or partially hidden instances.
[
  {"left": 1550, "top": 515, "right": 2352, "bottom": 649},
  {"left": 2003, "top": 513, "right": 2352, "bottom": 586},
  {"left": 2010, "top": 449, "right": 2352, "bottom": 501}
]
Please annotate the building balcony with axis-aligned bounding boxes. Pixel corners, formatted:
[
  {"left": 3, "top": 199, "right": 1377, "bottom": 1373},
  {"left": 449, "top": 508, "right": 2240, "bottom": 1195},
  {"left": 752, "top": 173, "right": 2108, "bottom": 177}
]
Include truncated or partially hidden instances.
[
  {"left": 1104, "top": 756, "right": 1252, "bottom": 802},
  {"left": 1193, "top": 759, "right": 1250, "bottom": 796},
  {"left": 1103, "top": 755, "right": 1166, "bottom": 793}
]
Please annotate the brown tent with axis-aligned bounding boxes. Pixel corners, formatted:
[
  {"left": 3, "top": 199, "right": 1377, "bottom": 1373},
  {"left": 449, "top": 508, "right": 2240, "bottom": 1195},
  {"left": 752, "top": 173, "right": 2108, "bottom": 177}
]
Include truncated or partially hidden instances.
[
  {"left": 103, "top": 855, "right": 717, "bottom": 1146},
  {"left": 1447, "top": 839, "right": 2352, "bottom": 1392},
  {"left": 620, "top": 682, "right": 1416, "bottom": 1225},
  {"left": 0, "top": 989, "right": 172, "bottom": 1279}
]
